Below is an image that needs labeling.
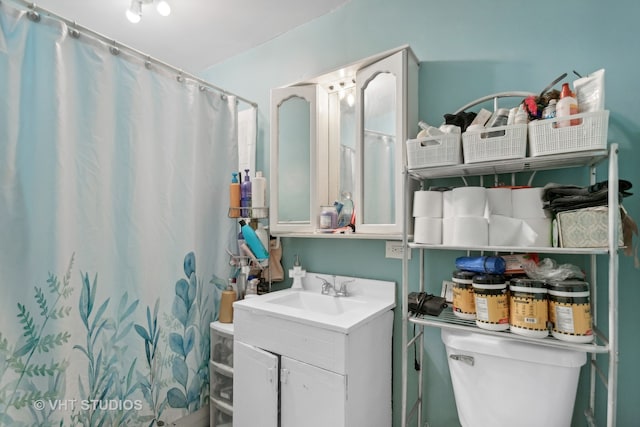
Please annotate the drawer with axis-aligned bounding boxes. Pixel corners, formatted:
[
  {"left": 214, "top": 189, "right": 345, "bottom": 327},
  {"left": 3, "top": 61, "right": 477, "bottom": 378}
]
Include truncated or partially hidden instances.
[
  {"left": 210, "top": 321, "right": 234, "bottom": 369},
  {"left": 209, "top": 361, "right": 233, "bottom": 406},
  {"left": 210, "top": 396, "right": 233, "bottom": 427}
]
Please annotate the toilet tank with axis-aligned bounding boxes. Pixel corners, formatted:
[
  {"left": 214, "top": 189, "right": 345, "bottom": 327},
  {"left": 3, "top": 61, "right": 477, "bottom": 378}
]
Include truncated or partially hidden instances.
[{"left": 441, "top": 329, "right": 586, "bottom": 427}]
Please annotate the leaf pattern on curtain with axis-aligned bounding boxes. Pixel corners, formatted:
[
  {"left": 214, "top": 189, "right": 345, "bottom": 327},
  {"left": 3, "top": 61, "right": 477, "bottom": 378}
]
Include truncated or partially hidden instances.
[
  {"left": 0, "top": 256, "right": 75, "bottom": 427},
  {"left": 0, "top": 252, "right": 226, "bottom": 426}
]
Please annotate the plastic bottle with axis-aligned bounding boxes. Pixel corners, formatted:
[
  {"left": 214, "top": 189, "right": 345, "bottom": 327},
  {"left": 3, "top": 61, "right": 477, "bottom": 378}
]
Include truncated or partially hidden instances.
[
  {"left": 506, "top": 107, "right": 517, "bottom": 125},
  {"left": 252, "top": 171, "right": 267, "bottom": 218},
  {"left": 542, "top": 99, "right": 557, "bottom": 120},
  {"left": 337, "top": 192, "right": 355, "bottom": 228},
  {"left": 218, "top": 283, "right": 236, "bottom": 323},
  {"left": 556, "top": 83, "right": 580, "bottom": 127},
  {"left": 229, "top": 172, "right": 241, "bottom": 218},
  {"left": 514, "top": 104, "right": 528, "bottom": 124},
  {"left": 254, "top": 222, "right": 269, "bottom": 250},
  {"left": 237, "top": 229, "right": 245, "bottom": 255},
  {"left": 239, "top": 219, "right": 269, "bottom": 259},
  {"left": 240, "top": 169, "right": 252, "bottom": 217},
  {"left": 236, "top": 266, "right": 249, "bottom": 299}
]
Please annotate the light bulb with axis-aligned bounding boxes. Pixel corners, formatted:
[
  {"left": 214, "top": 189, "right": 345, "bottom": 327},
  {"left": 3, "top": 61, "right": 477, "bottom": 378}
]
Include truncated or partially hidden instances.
[
  {"left": 346, "top": 93, "right": 355, "bottom": 107},
  {"left": 126, "top": 1, "right": 142, "bottom": 23},
  {"left": 156, "top": 0, "right": 171, "bottom": 16}
]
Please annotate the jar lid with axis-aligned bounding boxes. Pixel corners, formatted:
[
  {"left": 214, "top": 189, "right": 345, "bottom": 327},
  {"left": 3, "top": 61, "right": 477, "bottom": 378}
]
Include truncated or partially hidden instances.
[
  {"left": 509, "top": 277, "right": 545, "bottom": 288},
  {"left": 472, "top": 274, "right": 505, "bottom": 284},
  {"left": 452, "top": 270, "right": 476, "bottom": 280},
  {"left": 547, "top": 280, "right": 589, "bottom": 292}
]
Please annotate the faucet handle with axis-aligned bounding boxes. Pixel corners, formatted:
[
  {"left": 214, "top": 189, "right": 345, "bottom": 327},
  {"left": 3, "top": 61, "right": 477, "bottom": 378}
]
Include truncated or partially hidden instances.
[
  {"left": 316, "top": 276, "right": 332, "bottom": 294},
  {"left": 337, "top": 279, "right": 354, "bottom": 297}
]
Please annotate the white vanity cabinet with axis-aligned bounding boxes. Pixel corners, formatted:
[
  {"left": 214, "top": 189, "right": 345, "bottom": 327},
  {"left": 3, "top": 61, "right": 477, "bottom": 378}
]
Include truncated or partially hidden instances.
[{"left": 232, "top": 288, "right": 394, "bottom": 427}]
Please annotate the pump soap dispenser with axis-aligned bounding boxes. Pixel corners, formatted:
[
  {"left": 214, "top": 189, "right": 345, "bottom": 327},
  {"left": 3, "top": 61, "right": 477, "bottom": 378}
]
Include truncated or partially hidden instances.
[{"left": 289, "top": 255, "right": 306, "bottom": 290}]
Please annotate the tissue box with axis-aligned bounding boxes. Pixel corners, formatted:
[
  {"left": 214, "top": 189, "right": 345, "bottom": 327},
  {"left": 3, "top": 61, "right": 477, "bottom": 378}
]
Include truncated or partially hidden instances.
[{"left": 556, "top": 206, "right": 623, "bottom": 248}]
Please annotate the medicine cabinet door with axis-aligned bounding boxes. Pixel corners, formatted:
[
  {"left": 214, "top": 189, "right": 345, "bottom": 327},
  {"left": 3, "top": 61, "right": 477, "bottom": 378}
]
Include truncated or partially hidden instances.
[
  {"left": 270, "top": 85, "right": 328, "bottom": 233},
  {"left": 355, "top": 48, "right": 418, "bottom": 235}
]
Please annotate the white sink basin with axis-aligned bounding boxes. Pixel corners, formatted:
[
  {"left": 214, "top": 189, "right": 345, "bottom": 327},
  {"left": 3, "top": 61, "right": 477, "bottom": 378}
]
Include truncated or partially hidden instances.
[
  {"left": 233, "top": 273, "right": 396, "bottom": 333},
  {"left": 267, "top": 291, "right": 367, "bottom": 315}
]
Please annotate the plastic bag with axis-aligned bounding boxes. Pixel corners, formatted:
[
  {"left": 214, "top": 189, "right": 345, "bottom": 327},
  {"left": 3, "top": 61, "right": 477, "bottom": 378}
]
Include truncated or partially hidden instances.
[
  {"left": 455, "top": 256, "right": 506, "bottom": 274},
  {"left": 522, "top": 257, "right": 585, "bottom": 281}
]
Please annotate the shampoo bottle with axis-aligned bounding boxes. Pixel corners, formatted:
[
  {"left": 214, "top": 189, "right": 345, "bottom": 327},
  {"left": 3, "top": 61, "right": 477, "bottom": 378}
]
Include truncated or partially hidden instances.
[
  {"left": 252, "top": 171, "right": 267, "bottom": 218},
  {"left": 240, "top": 169, "right": 252, "bottom": 217},
  {"left": 229, "top": 172, "right": 241, "bottom": 218},
  {"left": 239, "top": 219, "right": 269, "bottom": 259}
]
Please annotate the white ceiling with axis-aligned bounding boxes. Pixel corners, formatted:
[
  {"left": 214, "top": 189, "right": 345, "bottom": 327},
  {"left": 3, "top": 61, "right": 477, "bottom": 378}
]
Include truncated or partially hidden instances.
[{"left": 31, "top": 0, "right": 351, "bottom": 74}]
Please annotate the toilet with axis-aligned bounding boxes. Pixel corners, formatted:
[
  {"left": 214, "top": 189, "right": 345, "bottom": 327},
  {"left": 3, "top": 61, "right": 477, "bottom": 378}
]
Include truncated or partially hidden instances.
[{"left": 441, "top": 329, "right": 586, "bottom": 427}]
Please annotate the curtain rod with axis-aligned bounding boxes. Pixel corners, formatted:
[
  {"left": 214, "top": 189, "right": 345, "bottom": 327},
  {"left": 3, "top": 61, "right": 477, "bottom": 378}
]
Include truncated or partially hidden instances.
[{"left": 4, "top": 0, "right": 258, "bottom": 108}]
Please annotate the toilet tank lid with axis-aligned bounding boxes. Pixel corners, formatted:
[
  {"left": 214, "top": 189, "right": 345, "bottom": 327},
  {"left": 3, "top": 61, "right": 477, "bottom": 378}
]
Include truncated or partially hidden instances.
[{"left": 441, "top": 329, "right": 586, "bottom": 368}]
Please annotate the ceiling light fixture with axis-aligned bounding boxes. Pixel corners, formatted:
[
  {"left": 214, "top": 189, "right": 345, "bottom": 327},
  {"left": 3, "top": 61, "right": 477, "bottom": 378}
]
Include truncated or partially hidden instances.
[
  {"left": 126, "top": 0, "right": 171, "bottom": 24},
  {"left": 156, "top": 0, "right": 171, "bottom": 17}
]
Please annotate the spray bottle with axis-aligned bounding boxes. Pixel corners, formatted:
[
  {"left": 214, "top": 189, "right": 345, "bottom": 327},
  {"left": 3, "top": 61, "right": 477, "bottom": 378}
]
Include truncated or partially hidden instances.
[{"left": 557, "top": 83, "right": 580, "bottom": 127}]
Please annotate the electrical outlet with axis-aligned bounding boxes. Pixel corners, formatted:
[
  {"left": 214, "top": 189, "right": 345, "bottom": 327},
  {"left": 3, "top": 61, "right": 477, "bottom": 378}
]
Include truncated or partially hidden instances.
[{"left": 385, "top": 241, "right": 411, "bottom": 259}]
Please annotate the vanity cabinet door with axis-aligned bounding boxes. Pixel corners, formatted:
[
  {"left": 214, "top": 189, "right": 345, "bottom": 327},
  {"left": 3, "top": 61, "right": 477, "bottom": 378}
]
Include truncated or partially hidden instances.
[
  {"left": 280, "top": 355, "right": 346, "bottom": 427},
  {"left": 233, "top": 341, "right": 278, "bottom": 427}
]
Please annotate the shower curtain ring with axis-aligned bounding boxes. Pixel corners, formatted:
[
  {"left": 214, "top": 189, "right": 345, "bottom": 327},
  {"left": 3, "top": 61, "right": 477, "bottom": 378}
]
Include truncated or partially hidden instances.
[
  {"left": 27, "top": 4, "right": 41, "bottom": 22},
  {"left": 144, "top": 56, "right": 152, "bottom": 70},
  {"left": 109, "top": 41, "right": 120, "bottom": 56},
  {"left": 176, "top": 71, "right": 185, "bottom": 83},
  {"left": 68, "top": 22, "right": 80, "bottom": 39}
]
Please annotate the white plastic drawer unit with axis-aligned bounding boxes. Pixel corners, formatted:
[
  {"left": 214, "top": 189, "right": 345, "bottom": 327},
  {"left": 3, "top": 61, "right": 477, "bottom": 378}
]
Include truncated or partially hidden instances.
[
  {"left": 210, "top": 321, "right": 234, "bottom": 369},
  {"left": 210, "top": 321, "right": 234, "bottom": 427}
]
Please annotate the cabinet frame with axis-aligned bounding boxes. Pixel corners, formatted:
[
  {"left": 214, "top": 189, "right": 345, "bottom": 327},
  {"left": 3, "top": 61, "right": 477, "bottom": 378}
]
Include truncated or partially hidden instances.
[{"left": 400, "top": 145, "right": 620, "bottom": 427}]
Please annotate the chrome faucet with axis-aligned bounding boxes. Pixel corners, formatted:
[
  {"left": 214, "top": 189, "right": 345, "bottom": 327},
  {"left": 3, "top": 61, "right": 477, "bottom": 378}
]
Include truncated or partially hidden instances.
[{"left": 317, "top": 275, "right": 353, "bottom": 297}]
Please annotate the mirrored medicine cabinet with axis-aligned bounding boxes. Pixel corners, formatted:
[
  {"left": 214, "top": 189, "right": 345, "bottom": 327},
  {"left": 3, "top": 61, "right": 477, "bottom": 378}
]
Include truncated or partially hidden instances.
[{"left": 270, "top": 45, "right": 418, "bottom": 237}]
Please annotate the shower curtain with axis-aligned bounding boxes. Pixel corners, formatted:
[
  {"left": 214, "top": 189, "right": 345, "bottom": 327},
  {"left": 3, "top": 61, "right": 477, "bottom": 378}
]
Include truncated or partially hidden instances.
[{"left": 0, "top": 3, "right": 237, "bottom": 426}]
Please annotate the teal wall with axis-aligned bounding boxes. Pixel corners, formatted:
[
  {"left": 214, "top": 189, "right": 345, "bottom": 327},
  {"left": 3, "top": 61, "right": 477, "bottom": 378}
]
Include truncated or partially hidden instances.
[{"left": 201, "top": 0, "right": 640, "bottom": 425}]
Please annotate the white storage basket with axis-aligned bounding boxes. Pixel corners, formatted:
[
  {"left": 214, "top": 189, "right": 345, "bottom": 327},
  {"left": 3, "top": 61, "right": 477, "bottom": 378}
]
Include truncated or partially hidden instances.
[
  {"left": 528, "top": 110, "right": 609, "bottom": 156},
  {"left": 406, "top": 133, "right": 462, "bottom": 169},
  {"left": 462, "top": 123, "right": 527, "bottom": 164}
]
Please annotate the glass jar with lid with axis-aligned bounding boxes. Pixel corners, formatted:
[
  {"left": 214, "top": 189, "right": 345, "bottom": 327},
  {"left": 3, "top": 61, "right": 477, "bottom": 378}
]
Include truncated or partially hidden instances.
[{"left": 319, "top": 205, "right": 338, "bottom": 229}]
